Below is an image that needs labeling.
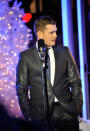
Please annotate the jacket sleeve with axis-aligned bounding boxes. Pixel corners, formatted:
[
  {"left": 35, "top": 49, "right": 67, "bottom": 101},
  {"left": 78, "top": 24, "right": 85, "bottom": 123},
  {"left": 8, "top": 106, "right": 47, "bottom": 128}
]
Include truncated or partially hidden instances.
[
  {"left": 16, "top": 53, "right": 31, "bottom": 121},
  {"left": 67, "top": 48, "right": 83, "bottom": 114}
]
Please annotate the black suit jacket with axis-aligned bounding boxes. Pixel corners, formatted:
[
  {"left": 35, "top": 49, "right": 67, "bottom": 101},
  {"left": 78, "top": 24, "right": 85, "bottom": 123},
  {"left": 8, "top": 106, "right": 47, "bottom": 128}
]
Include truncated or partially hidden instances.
[{"left": 16, "top": 45, "right": 83, "bottom": 120}]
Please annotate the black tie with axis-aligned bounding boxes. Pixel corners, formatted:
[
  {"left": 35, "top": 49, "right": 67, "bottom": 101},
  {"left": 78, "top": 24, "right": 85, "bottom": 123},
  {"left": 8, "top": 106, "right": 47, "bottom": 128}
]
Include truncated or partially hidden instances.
[
  {"left": 40, "top": 48, "right": 54, "bottom": 123},
  {"left": 46, "top": 52, "right": 50, "bottom": 82}
]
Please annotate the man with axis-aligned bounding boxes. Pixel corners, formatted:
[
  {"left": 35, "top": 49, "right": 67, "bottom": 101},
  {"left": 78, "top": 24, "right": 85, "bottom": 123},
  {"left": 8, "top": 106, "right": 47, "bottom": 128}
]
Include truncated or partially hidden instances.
[{"left": 16, "top": 16, "right": 83, "bottom": 131}]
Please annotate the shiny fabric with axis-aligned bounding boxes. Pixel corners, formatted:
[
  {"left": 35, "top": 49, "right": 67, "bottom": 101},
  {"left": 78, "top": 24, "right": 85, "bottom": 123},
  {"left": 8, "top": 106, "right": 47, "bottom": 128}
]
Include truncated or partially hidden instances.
[
  {"left": 50, "top": 102, "right": 79, "bottom": 131},
  {"left": 16, "top": 45, "right": 83, "bottom": 130}
]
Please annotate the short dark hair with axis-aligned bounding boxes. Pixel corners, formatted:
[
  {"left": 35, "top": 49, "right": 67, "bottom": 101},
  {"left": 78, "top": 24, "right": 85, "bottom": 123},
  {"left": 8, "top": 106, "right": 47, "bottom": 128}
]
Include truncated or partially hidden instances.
[{"left": 34, "top": 16, "right": 56, "bottom": 36}]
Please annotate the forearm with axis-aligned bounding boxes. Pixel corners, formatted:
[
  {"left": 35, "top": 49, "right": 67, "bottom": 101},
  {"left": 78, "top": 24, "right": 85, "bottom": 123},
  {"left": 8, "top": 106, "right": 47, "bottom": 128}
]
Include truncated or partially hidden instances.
[
  {"left": 16, "top": 54, "right": 31, "bottom": 120},
  {"left": 67, "top": 48, "right": 83, "bottom": 113},
  {"left": 16, "top": 84, "right": 31, "bottom": 120}
]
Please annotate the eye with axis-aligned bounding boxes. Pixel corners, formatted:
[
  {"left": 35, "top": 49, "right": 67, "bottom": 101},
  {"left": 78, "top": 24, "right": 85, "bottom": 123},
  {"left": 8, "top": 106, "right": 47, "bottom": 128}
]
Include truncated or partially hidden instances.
[
  {"left": 50, "top": 31, "right": 54, "bottom": 34},
  {"left": 50, "top": 31, "right": 57, "bottom": 34}
]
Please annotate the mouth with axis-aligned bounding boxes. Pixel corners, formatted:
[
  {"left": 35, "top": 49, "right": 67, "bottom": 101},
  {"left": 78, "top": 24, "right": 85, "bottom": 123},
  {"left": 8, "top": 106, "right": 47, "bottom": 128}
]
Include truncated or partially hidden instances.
[
  {"left": 51, "top": 40, "right": 56, "bottom": 43},
  {"left": 51, "top": 40, "right": 56, "bottom": 42}
]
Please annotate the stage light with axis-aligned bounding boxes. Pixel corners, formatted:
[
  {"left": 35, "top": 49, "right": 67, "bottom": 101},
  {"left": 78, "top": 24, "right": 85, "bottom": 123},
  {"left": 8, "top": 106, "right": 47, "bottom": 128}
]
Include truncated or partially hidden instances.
[
  {"left": 76, "top": 0, "right": 87, "bottom": 120},
  {"left": 22, "top": 13, "right": 32, "bottom": 23}
]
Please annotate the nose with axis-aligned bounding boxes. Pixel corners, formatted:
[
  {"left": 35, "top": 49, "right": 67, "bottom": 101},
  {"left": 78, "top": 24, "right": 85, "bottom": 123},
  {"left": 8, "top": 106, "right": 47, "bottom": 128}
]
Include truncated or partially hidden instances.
[{"left": 53, "top": 32, "right": 57, "bottom": 38}]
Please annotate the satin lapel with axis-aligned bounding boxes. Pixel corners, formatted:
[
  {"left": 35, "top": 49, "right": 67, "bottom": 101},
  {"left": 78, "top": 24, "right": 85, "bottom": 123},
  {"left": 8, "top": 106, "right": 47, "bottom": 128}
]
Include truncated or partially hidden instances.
[
  {"left": 53, "top": 47, "right": 59, "bottom": 87},
  {"left": 32, "top": 46, "right": 55, "bottom": 90},
  {"left": 32, "top": 46, "right": 42, "bottom": 70}
]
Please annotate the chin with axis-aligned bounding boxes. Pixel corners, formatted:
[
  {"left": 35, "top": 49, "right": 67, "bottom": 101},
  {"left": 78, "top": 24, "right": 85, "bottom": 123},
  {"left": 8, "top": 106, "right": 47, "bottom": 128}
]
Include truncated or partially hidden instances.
[
  {"left": 48, "top": 42, "right": 55, "bottom": 47},
  {"left": 51, "top": 42, "right": 55, "bottom": 46}
]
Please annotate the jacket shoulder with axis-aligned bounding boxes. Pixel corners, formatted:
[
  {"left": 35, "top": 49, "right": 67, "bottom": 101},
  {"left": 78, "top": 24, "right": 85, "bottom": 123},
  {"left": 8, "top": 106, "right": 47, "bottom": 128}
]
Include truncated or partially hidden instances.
[
  {"left": 55, "top": 45, "right": 69, "bottom": 53},
  {"left": 56, "top": 45, "right": 68, "bottom": 49},
  {"left": 20, "top": 47, "right": 34, "bottom": 56}
]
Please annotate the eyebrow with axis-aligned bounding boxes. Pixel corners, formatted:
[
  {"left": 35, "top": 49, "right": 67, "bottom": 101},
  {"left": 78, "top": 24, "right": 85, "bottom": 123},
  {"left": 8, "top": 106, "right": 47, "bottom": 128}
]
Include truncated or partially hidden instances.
[{"left": 49, "top": 30, "right": 57, "bottom": 33}]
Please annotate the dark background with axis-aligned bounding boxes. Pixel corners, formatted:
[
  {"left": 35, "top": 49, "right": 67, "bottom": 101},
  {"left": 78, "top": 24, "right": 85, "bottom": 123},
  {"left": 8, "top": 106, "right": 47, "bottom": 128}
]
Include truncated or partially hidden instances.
[
  {"left": 9, "top": 0, "right": 90, "bottom": 117},
  {"left": 9, "top": 0, "right": 90, "bottom": 68}
]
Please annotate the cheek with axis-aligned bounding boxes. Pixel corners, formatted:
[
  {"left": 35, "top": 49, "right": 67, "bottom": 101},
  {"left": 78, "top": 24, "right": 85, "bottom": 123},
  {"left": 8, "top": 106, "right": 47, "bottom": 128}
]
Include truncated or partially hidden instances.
[
  {"left": 46, "top": 38, "right": 51, "bottom": 44},
  {"left": 44, "top": 35, "right": 52, "bottom": 45},
  {"left": 45, "top": 36, "right": 50, "bottom": 43}
]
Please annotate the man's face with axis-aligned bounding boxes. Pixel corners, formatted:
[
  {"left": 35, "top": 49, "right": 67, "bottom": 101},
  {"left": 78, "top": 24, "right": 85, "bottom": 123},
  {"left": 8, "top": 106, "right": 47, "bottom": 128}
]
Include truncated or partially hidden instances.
[{"left": 38, "top": 24, "right": 57, "bottom": 47}]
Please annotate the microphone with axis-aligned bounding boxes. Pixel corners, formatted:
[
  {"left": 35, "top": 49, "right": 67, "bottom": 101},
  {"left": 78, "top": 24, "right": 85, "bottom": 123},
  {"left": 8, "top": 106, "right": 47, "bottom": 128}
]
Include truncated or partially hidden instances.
[
  {"left": 38, "top": 39, "right": 46, "bottom": 67},
  {"left": 38, "top": 39, "right": 46, "bottom": 52},
  {"left": 38, "top": 40, "right": 50, "bottom": 120}
]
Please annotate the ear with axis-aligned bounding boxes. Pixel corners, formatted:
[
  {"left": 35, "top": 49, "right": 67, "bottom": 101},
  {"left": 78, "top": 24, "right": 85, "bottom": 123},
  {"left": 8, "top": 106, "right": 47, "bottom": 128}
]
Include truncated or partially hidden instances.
[{"left": 37, "top": 31, "right": 43, "bottom": 39}]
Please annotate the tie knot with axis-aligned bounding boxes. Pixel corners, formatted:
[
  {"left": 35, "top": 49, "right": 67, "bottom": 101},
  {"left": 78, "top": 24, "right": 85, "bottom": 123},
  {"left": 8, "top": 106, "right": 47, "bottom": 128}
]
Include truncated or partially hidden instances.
[{"left": 45, "top": 48, "right": 50, "bottom": 56}]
